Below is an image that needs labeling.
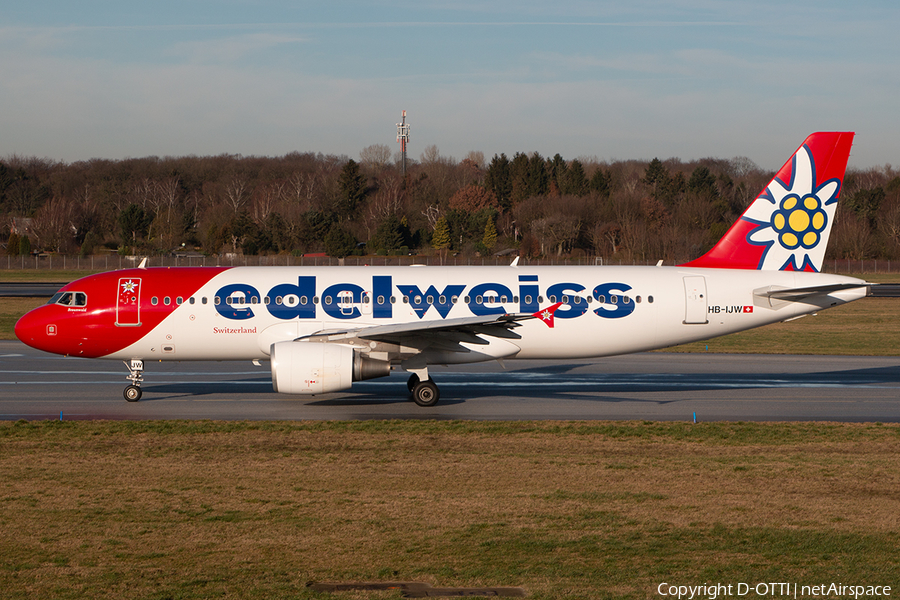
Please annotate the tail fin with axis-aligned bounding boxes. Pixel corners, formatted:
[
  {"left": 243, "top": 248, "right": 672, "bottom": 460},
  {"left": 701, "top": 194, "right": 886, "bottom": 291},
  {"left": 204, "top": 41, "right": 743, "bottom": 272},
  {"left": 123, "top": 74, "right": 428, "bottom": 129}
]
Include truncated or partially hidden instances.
[{"left": 682, "top": 132, "right": 854, "bottom": 272}]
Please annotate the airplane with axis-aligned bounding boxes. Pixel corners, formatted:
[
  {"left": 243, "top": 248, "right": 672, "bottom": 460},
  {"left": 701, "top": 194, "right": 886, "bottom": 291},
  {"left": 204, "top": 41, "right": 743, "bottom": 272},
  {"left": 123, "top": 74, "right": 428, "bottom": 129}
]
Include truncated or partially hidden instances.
[{"left": 15, "top": 132, "right": 870, "bottom": 407}]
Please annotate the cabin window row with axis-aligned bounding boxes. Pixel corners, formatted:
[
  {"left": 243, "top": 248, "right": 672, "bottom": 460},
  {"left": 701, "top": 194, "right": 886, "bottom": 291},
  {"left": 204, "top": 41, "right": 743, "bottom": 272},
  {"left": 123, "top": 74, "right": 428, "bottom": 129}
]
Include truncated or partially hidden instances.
[{"left": 154, "top": 294, "right": 656, "bottom": 306}]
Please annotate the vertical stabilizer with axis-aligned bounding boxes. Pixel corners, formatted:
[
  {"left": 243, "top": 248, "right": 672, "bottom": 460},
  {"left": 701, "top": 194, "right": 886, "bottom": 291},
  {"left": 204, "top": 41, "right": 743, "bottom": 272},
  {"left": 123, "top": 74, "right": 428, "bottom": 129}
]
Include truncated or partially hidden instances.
[{"left": 682, "top": 132, "right": 854, "bottom": 271}]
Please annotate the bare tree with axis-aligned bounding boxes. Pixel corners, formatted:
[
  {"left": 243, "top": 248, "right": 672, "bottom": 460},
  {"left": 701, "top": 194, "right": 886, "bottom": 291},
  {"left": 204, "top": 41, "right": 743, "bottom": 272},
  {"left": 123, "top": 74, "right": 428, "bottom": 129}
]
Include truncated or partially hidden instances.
[
  {"left": 31, "top": 196, "right": 76, "bottom": 252},
  {"left": 359, "top": 144, "right": 393, "bottom": 175},
  {"left": 224, "top": 174, "right": 250, "bottom": 214}
]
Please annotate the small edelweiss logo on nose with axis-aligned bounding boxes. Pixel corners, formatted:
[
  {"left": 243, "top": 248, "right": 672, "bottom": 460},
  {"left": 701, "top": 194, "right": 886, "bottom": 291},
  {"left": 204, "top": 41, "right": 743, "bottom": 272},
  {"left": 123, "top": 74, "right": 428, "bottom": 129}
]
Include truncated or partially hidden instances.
[{"left": 771, "top": 194, "right": 828, "bottom": 250}]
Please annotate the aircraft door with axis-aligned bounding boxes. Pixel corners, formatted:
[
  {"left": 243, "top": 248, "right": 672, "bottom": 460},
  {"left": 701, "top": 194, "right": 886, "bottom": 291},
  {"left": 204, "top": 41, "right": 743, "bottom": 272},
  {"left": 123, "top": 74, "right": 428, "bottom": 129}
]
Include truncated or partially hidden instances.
[
  {"left": 683, "top": 276, "right": 708, "bottom": 324},
  {"left": 336, "top": 290, "right": 372, "bottom": 316},
  {"left": 116, "top": 277, "right": 142, "bottom": 327}
]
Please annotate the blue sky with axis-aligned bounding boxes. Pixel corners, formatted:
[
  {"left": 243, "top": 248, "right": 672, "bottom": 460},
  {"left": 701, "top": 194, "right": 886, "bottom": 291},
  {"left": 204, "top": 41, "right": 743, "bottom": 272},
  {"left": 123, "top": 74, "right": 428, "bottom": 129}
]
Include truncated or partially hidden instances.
[{"left": 1, "top": 1, "right": 897, "bottom": 169}]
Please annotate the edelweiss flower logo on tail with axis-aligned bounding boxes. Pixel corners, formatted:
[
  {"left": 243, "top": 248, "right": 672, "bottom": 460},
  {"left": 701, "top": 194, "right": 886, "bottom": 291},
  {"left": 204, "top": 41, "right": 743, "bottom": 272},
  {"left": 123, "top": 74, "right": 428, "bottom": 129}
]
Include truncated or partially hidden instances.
[{"left": 743, "top": 144, "right": 842, "bottom": 271}]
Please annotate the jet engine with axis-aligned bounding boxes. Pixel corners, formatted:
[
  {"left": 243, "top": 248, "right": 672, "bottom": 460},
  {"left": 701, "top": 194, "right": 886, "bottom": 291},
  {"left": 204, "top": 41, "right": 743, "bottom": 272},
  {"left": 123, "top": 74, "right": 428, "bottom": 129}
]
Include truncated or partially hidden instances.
[{"left": 270, "top": 341, "right": 390, "bottom": 394}]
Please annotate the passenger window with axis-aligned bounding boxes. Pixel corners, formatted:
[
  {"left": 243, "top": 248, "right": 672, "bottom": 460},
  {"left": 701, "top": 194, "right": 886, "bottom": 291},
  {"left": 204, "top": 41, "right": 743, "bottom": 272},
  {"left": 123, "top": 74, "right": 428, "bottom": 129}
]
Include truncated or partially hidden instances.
[
  {"left": 176, "top": 296, "right": 184, "bottom": 305},
  {"left": 213, "top": 296, "right": 220, "bottom": 305},
  {"left": 152, "top": 297, "right": 159, "bottom": 306},
  {"left": 377, "top": 295, "right": 385, "bottom": 305},
  {"left": 189, "top": 297, "right": 195, "bottom": 305},
  {"left": 202, "top": 297, "right": 208, "bottom": 305}
]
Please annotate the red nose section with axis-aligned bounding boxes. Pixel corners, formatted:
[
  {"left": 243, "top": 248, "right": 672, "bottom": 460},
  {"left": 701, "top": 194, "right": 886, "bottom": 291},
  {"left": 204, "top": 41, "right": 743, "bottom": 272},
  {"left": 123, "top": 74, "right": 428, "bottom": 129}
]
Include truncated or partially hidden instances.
[
  {"left": 15, "top": 267, "right": 230, "bottom": 358},
  {"left": 15, "top": 305, "right": 77, "bottom": 355}
]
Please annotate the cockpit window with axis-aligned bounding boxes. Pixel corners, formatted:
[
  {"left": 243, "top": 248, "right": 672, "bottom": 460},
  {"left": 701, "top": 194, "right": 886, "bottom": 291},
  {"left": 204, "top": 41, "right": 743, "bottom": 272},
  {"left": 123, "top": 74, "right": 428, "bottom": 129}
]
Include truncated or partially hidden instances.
[{"left": 50, "top": 291, "right": 87, "bottom": 307}]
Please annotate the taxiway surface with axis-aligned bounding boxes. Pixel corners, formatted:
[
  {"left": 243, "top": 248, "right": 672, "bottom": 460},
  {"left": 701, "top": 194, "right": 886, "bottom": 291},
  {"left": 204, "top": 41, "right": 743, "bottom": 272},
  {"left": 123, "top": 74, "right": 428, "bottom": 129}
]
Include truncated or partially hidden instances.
[{"left": 2, "top": 341, "right": 898, "bottom": 421}]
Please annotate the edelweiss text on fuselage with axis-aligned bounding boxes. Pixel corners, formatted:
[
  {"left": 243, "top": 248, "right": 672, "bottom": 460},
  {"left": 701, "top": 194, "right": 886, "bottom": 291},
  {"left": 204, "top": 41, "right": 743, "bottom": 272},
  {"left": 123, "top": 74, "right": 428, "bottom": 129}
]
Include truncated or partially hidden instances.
[{"left": 213, "top": 275, "right": 637, "bottom": 321}]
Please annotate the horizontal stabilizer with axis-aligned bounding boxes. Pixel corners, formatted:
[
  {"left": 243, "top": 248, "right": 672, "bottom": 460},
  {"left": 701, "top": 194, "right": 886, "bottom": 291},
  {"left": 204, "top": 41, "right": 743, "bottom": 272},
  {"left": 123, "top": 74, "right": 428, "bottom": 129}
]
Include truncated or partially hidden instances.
[{"left": 754, "top": 282, "right": 869, "bottom": 302}]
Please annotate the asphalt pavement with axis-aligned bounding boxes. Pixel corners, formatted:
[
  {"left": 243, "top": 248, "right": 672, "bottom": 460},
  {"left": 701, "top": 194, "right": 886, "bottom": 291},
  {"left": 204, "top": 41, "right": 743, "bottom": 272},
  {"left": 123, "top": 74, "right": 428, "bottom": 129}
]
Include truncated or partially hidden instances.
[{"left": 1, "top": 341, "right": 898, "bottom": 421}]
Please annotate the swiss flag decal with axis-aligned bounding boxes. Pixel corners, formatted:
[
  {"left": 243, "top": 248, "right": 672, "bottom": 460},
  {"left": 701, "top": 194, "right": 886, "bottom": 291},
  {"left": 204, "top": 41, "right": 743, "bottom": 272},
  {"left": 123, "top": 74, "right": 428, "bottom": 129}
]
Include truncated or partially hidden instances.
[{"left": 743, "top": 306, "right": 754, "bottom": 313}]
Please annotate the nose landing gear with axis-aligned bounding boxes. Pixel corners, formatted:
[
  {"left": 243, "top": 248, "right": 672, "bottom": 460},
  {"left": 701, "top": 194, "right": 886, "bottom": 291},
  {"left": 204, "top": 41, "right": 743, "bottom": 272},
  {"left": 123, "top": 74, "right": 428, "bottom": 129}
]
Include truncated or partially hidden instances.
[{"left": 123, "top": 359, "right": 144, "bottom": 402}]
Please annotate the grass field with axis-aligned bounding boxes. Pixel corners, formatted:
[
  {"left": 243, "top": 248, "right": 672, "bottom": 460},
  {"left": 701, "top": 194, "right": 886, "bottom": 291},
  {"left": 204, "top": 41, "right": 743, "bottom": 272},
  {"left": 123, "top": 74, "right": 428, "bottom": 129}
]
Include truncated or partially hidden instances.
[{"left": 1, "top": 420, "right": 899, "bottom": 599}]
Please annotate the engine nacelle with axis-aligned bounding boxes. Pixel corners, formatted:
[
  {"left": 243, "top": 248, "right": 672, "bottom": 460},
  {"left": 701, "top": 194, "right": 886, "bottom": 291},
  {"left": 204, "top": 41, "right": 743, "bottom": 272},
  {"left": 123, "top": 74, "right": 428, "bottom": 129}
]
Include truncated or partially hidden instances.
[{"left": 270, "top": 341, "right": 390, "bottom": 395}]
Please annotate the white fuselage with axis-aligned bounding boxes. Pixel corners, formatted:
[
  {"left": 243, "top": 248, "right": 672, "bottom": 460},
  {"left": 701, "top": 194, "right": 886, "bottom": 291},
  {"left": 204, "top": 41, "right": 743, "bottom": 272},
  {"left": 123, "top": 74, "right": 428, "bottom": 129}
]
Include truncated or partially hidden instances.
[{"left": 109, "top": 265, "right": 867, "bottom": 363}]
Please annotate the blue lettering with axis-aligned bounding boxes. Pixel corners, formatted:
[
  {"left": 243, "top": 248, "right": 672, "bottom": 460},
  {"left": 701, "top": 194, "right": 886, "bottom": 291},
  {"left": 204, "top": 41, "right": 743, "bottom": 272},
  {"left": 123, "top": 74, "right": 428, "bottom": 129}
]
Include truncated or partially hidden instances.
[
  {"left": 468, "top": 282, "right": 514, "bottom": 316},
  {"left": 214, "top": 283, "right": 260, "bottom": 320},
  {"left": 373, "top": 275, "right": 393, "bottom": 319},
  {"left": 397, "top": 284, "right": 465, "bottom": 319},
  {"left": 211, "top": 274, "right": 640, "bottom": 323},
  {"left": 546, "top": 282, "right": 587, "bottom": 319},
  {"left": 518, "top": 275, "right": 540, "bottom": 312},
  {"left": 322, "top": 283, "right": 365, "bottom": 320},
  {"left": 268, "top": 276, "right": 317, "bottom": 320},
  {"left": 593, "top": 283, "right": 635, "bottom": 319}
]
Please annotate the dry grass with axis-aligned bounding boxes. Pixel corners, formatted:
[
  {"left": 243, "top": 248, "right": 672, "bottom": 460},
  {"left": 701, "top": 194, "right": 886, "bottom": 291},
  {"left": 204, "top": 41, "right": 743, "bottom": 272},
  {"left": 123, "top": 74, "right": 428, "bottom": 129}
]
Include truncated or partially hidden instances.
[
  {"left": 668, "top": 296, "right": 900, "bottom": 355},
  {"left": 2, "top": 421, "right": 899, "bottom": 599}
]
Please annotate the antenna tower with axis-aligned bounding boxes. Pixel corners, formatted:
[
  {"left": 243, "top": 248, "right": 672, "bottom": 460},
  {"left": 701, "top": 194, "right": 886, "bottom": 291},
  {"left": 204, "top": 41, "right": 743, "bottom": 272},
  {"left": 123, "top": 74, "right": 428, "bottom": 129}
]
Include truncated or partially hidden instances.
[{"left": 396, "top": 110, "right": 410, "bottom": 176}]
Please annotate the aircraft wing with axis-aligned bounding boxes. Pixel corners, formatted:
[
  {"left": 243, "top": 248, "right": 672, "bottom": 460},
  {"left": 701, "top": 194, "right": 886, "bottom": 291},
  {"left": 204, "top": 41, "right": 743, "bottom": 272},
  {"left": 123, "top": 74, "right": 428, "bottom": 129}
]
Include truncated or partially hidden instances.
[{"left": 296, "top": 310, "right": 551, "bottom": 353}]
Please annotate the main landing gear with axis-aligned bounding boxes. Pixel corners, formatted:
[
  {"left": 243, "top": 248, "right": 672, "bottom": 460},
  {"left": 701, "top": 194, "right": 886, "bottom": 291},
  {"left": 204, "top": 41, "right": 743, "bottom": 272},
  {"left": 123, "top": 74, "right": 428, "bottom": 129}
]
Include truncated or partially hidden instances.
[
  {"left": 123, "top": 359, "right": 144, "bottom": 402},
  {"left": 406, "top": 372, "right": 440, "bottom": 407}
]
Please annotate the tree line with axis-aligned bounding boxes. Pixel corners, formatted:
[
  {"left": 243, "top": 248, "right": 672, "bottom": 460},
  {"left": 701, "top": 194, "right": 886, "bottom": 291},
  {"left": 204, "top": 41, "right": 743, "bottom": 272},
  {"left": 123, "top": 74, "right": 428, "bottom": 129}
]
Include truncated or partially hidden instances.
[{"left": 2, "top": 143, "right": 899, "bottom": 262}]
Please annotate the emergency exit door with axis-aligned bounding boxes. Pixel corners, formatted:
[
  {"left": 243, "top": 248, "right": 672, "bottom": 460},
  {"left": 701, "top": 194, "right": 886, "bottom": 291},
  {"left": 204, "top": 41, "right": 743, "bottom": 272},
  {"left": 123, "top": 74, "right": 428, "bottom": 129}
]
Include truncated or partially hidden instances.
[{"left": 683, "top": 276, "right": 708, "bottom": 324}]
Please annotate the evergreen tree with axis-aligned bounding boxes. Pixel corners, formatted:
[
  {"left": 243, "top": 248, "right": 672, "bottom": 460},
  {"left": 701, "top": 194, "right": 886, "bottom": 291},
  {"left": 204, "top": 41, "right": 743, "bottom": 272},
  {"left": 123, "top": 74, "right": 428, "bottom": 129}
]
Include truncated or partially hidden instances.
[
  {"left": 18, "top": 235, "right": 31, "bottom": 256},
  {"left": 563, "top": 159, "right": 588, "bottom": 196},
  {"left": 373, "top": 214, "right": 405, "bottom": 254},
  {"left": 482, "top": 218, "right": 497, "bottom": 252},
  {"left": 589, "top": 168, "right": 611, "bottom": 198},
  {"left": 6, "top": 231, "right": 20, "bottom": 256},
  {"left": 687, "top": 166, "right": 718, "bottom": 197},
  {"left": 335, "top": 159, "right": 366, "bottom": 220},
  {"left": 431, "top": 216, "right": 451, "bottom": 251},
  {"left": 484, "top": 154, "right": 512, "bottom": 211},
  {"left": 324, "top": 224, "right": 358, "bottom": 258},
  {"left": 644, "top": 158, "right": 667, "bottom": 187},
  {"left": 118, "top": 204, "right": 153, "bottom": 244},
  {"left": 527, "top": 152, "right": 549, "bottom": 197}
]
